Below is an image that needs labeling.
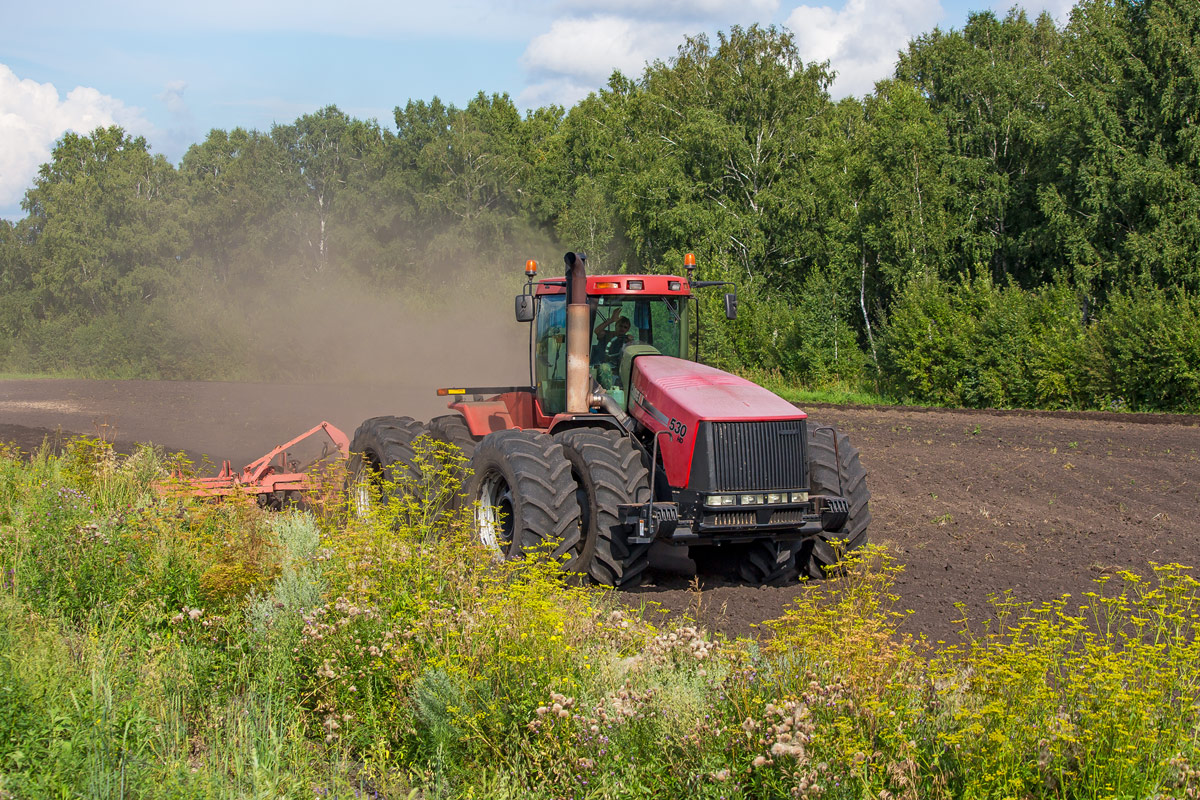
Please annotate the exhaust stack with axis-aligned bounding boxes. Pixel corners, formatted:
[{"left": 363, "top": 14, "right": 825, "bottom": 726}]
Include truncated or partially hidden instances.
[{"left": 564, "top": 251, "right": 591, "bottom": 414}]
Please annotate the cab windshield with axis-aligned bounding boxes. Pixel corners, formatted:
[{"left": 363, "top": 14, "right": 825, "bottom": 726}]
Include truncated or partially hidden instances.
[
  {"left": 535, "top": 294, "right": 686, "bottom": 414},
  {"left": 591, "top": 294, "right": 684, "bottom": 362}
]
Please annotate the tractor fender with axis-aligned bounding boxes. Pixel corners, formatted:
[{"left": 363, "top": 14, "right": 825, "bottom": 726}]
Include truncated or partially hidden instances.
[
  {"left": 546, "top": 413, "right": 628, "bottom": 437},
  {"left": 448, "top": 390, "right": 539, "bottom": 437},
  {"left": 452, "top": 401, "right": 516, "bottom": 437}
]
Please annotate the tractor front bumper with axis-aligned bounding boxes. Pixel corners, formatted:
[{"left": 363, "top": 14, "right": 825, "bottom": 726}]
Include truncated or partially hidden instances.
[{"left": 618, "top": 495, "right": 848, "bottom": 545}]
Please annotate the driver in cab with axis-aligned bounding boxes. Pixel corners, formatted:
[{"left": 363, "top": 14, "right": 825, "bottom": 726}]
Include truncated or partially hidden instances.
[{"left": 594, "top": 313, "right": 633, "bottom": 364}]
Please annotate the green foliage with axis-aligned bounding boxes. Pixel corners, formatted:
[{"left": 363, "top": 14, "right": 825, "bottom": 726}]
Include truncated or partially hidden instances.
[
  {"left": 746, "top": 369, "right": 891, "bottom": 406},
  {"left": 698, "top": 271, "right": 870, "bottom": 390},
  {"left": 855, "top": 80, "right": 962, "bottom": 295},
  {"left": 0, "top": 441, "right": 1198, "bottom": 796},
  {"left": 896, "top": 9, "right": 1063, "bottom": 287},
  {"left": 1083, "top": 284, "right": 1200, "bottom": 411},
  {"left": 180, "top": 126, "right": 297, "bottom": 284},
  {"left": 880, "top": 274, "right": 1090, "bottom": 408},
  {"left": 20, "top": 127, "right": 184, "bottom": 319},
  {"left": 2, "top": 302, "right": 233, "bottom": 380},
  {"left": 879, "top": 273, "right": 1200, "bottom": 412}
]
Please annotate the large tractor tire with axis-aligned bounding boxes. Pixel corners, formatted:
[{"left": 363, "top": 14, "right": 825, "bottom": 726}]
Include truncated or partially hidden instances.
[
  {"left": 554, "top": 428, "right": 652, "bottom": 589},
  {"left": 737, "top": 539, "right": 800, "bottom": 585},
  {"left": 426, "top": 414, "right": 480, "bottom": 491},
  {"left": 427, "top": 414, "right": 479, "bottom": 460},
  {"left": 347, "top": 416, "right": 428, "bottom": 513},
  {"left": 801, "top": 421, "right": 871, "bottom": 578},
  {"left": 464, "top": 430, "right": 582, "bottom": 563}
]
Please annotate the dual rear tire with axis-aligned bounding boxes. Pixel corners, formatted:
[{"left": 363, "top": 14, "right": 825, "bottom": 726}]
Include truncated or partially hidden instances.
[
  {"left": 460, "top": 427, "right": 651, "bottom": 588},
  {"left": 462, "top": 430, "right": 583, "bottom": 564},
  {"left": 347, "top": 415, "right": 427, "bottom": 512}
]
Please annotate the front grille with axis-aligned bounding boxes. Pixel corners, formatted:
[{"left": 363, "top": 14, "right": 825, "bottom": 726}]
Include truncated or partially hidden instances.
[
  {"left": 708, "top": 420, "right": 807, "bottom": 492},
  {"left": 709, "top": 511, "right": 756, "bottom": 527},
  {"left": 771, "top": 509, "right": 807, "bottom": 525}
]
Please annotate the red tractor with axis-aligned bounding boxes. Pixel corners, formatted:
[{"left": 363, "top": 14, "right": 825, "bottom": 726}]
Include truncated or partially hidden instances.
[{"left": 349, "top": 252, "right": 870, "bottom": 586}]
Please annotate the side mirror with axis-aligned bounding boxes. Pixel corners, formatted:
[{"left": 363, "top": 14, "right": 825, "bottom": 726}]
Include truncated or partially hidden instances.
[
  {"left": 515, "top": 295, "right": 535, "bottom": 322},
  {"left": 724, "top": 292, "right": 738, "bottom": 320}
]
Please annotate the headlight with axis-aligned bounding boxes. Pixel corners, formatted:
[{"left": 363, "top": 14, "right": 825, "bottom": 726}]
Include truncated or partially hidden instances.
[
  {"left": 766, "top": 493, "right": 785, "bottom": 504},
  {"left": 791, "top": 491, "right": 810, "bottom": 503},
  {"left": 739, "top": 494, "right": 764, "bottom": 506},
  {"left": 704, "top": 494, "right": 735, "bottom": 507}
]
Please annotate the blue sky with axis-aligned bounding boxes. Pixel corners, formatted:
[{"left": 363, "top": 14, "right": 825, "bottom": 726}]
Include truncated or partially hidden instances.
[{"left": 0, "top": 0, "right": 1075, "bottom": 220}]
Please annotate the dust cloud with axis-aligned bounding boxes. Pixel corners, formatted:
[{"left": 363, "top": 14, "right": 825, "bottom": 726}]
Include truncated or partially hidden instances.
[
  {"left": 220, "top": 274, "right": 533, "bottom": 419},
  {"left": 0, "top": 235, "right": 588, "bottom": 464},
  {"left": 148, "top": 247, "right": 554, "bottom": 463}
]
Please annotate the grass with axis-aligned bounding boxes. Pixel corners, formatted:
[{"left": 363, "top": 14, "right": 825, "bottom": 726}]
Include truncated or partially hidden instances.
[
  {"left": 742, "top": 369, "right": 896, "bottom": 407},
  {"left": 0, "top": 436, "right": 1198, "bottom": 798},
  {"left": 0, "top": 369, "right": 89, "bottom": 380}
]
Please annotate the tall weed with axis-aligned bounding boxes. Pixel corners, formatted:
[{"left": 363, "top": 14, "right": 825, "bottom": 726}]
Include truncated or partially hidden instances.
[{"left": 1, "top": 438, "right": 1197, "bottom": 797}]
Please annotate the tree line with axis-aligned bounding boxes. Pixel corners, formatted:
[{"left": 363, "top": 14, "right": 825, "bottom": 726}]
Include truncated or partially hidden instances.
[{"left": 1, "top": 0, "right": 1197, "bottom": 410}]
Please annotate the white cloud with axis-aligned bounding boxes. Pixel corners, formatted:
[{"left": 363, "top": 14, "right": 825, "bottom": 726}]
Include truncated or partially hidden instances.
[
  {"left": 157, "top": 80, "right": 188, "bottom": 115},
  {"left": 516, "top": 0, "right": 791, "bottom": 110},
  {"left": 521, "top": 16, "right": 677, "bottom": 83},
  {"left": 0, "top": 63, "right": 154, "bottom": 216},
  {"left": 516, "top": 76, "right": 598, "bottom": 112},
  {"left": 786, "top": 0, "right": 942, "bottom": 97},
  {"left": 517, "top": 15, "right": 685, "bottom": 108},
  {"left": 518, "top": 0, "right": 947, "bottom": 109}
]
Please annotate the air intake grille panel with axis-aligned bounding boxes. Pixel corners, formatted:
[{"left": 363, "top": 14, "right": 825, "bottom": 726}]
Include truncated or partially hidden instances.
[
  {"left": 709, "top": 511, "right": 756, "bottom": 528},
  {"left": 708, "top": 420, "right": 807, "bottom": 492}
]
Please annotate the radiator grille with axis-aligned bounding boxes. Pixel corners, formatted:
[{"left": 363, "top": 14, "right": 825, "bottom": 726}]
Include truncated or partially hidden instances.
[
  {"left": 770, "top": 509, "right": 807, "bottom": 525},
  {"left": 709, "top": 420, "right": 807, "bottom": 492},
  {"left": 709, "top": 511, "right": 756, "bottom": 527}
]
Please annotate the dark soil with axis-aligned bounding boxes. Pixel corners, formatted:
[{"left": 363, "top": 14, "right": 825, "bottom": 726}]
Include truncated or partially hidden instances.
[{"left": 3, "top": 378, "right": 1198, "bottom": 644}]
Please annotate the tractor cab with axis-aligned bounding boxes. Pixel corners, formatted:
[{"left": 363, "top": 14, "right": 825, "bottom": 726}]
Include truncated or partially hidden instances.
[{"left": 530, "top": 275, "right": 692, "bottom": 415}]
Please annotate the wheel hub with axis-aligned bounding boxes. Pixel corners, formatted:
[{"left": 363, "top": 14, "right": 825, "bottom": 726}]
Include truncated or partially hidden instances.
[{"left": 476, "top": 470, "right": 515, "bottom": 553}]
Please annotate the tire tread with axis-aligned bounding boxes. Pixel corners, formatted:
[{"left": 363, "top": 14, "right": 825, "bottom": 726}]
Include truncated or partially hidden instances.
[
  {"left": 802, "top": 422, "right": 872, "bottom": 578},
  {"left": 555, "top": 428, "right": 652, "bottom": 588},
  {"left": 466, "top": 430, "right": 582, "bottom": 561}
]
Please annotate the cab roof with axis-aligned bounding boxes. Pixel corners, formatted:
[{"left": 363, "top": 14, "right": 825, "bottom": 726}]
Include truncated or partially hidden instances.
[{"left": 534, "top": 274, "right": 691, "bottom": 297}]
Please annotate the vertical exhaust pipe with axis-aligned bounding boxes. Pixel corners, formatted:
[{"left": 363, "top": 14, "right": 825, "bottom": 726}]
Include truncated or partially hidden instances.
[{"left": 564, "top": 251, "right": 590, "bottom": 414}]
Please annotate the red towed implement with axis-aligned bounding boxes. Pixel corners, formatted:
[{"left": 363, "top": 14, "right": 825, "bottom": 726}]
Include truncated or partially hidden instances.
[{"left": 157, "top": 421, "right": 350, "bottom": 508}]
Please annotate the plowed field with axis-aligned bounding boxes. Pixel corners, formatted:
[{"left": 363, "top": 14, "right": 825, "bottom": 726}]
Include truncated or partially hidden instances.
[{"left": 3, "top": 378, "right": 1197, "bottom": 643}]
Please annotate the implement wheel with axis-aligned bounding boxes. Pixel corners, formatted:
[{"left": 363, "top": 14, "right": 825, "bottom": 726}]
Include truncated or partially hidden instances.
[
  {"left": 801, "top": 422, "right": 871, "bottom": 578},
  {"left": 464, "top": 430, "right": 582, "bottom": 562},
  {"left": 554, "top": 428, "right": 652, "bottom": 589},
  {"left": 347, "top": 415, "right": 427, "bottom": 513}
]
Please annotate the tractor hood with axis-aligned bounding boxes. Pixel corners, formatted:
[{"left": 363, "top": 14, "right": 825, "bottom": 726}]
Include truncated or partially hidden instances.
[
  {"left": 630, "top": 356, "right": 804, "bottom": 421},
  {"left": 627, "top": 355, "right": 806, "bottom": 488}
]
